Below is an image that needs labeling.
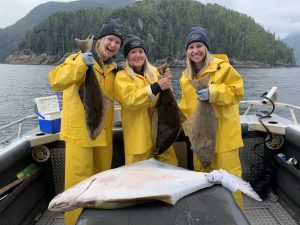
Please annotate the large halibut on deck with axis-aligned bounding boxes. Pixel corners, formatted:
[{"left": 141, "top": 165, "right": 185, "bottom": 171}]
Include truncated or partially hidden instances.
[
  {"left": 182, "top": 75, "right": 217, "bottom": 168},
  {"left": 75, "top": 35, "right": 107, "bottom": 140},
  {"left": 48, "top": 158, "right": 261, "bottom": 212}
]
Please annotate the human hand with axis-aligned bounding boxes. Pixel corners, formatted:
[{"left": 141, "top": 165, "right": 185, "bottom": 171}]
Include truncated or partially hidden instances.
[
  {"left": 162, "top": 68, "right": 172, "bottom": 79},
  {"left": 197, "top": 87, "right": 209, "bottom": 102},
  {"left": 82, "top": 52, "right": 94, "bottom": 67},
  {"left": 157, "top": 76, "right": 172, "bottom": 90}
]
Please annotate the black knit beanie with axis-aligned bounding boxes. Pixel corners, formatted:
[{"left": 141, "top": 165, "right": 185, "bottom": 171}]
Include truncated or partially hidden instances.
[
  {"left": 123, "top": 34, "right": 146, "bottom": 58},
  {"left": 185, "top": 27, "right": 211, "bottom": 50},
  {"left": 96, "top": 19, "right": 124, "bottom": 46}
]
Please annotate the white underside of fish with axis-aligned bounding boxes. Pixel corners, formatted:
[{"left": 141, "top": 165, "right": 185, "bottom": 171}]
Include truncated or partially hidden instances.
[{"left": 48, "top": 158, "right": 261, "bottom": 212}]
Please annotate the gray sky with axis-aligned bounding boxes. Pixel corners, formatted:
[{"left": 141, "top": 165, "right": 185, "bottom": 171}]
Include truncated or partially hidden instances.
[{"left": 0, "top": 0, "right": 300, "bottom": 39}]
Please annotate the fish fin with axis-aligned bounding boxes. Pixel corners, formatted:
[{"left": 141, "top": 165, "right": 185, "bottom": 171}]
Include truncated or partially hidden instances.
[
  {"left": 219, "top": 170, "right": 262, "bottom": 201},
  {"left": 86, "top": 35, "right": 94, "bottom": 52},
  {"left": 189, "top": 74, "right": 210, "bottom": 90},
  {"left": 157, "top": 63, "right": 169, "bottom": 75},
  {"left": 74, "top": 35, "right": 94, "bottom": 53},
  {"left": 74, "top": 38, "right": 87, "bottom": 52}
]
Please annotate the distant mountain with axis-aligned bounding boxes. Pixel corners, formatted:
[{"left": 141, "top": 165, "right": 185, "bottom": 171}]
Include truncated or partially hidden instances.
[
  {"left": 11, "top": 0, "right": 295, "bottom": 66},
  {"left": 0, "top": 0, "right": 135, "bottom": 62},
  {"left": 284, "top": 33, "right": 300, "bottom": 66}
]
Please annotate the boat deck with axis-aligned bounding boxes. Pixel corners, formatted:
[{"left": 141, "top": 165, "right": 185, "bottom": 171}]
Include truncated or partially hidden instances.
[
  {"left": 35, "top": 192, "right": 299, "bottom": 225},
  {"left": 243, "top": 194, "right": 299, "bottom": 225}
]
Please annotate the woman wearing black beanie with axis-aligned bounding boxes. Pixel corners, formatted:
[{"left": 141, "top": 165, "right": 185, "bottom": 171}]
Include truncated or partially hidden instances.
[
  {"left": 114, "top": 34, "right": 178, "bottom": 165},
  {"left": 48, "top": 19, "right": 124, "bottom": 225}
]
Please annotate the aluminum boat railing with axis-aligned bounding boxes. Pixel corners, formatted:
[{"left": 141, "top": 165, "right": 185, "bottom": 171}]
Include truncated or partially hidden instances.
[
  {"left": 0, "top": 114, "right": 37, "bottom": 146},
  {"left": 240, "top": 101, "right": 300, "bottom": 124}
]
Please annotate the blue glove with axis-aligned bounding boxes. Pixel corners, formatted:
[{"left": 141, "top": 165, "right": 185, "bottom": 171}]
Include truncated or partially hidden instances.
[
  {"left": 197, "top": 87, "right": 209, "bottom": 102},
  {"left": 82, "top": 52, "right": 94, "bottom": 67}
]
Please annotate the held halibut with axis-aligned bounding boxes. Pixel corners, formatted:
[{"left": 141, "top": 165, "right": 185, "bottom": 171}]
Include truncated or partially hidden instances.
[
  {"left": 182, "top": 75, "right": 217, "bottom": 168},
  {"left": 48, "top": 158, "right": 261, "bottom": 212},
  {"left": 75, "top": 35, "right": 107, "bottom": 140},
  {"left": 152, "top": 64, "right": 183, "bottom": 156}
]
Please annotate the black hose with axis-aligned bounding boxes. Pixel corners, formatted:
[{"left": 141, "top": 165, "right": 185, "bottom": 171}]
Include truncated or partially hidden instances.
[{"left": 249, "top": 94, "right": 275, "bottom": 199}]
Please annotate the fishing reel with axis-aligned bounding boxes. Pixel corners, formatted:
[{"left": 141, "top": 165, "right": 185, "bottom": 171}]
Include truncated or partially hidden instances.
[
  {"left": 31, "top": 145, "right": 50, "bottom": 162},
  {"left": 265, "top": 134, "right": 285, "bottom": 150}
]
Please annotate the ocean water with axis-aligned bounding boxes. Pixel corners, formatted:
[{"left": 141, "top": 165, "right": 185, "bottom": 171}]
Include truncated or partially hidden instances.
[{"left": 0, "top": 64, "right": 300, "bottom": 140}]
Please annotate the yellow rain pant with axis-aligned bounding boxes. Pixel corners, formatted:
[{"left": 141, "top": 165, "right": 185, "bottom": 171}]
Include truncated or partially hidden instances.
[
  {"left": 64, "top": 141, "right": 113, "bottom": 225},
  {"left": 125, "top": 146, "right": 178, "bottom": 166},
  {"left": 193, "top": 148, "right": 243, "bottom": 208}
]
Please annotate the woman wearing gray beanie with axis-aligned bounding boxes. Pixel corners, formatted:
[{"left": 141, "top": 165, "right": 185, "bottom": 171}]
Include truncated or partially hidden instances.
[
  {"left": 48, "top": 19, "right": 124, "bottom": 225},
  {"left": 114, "top": 34, "right": 178, "bottom": 165},
  {"left": 179, "top": 26, "right": 245, "bottom": 208}
]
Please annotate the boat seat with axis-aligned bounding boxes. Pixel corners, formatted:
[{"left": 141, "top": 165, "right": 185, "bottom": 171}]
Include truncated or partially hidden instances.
[{"left": 76, "top": 186, "right": 250, "bottom": 225}]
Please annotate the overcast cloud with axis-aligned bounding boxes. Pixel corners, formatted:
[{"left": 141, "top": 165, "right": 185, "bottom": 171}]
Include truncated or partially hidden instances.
[{"left": 1, "top": 0, "right": 300, "bottom": 39}]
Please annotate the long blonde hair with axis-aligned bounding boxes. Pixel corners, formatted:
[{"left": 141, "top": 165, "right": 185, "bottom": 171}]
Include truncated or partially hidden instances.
[
  {"left": 186, "top": 49, "right": 213, "bottom": 80},
  {"left": 123, "top": 57, "right": 156, "bottom": 83}
]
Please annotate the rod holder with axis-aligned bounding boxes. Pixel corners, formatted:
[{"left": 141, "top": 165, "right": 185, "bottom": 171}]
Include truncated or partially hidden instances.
[{"left": 262, "top": 87, "right": 277, "bottom": 104}]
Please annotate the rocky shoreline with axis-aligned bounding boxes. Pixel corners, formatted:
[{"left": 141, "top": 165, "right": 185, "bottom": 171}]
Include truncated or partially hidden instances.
[{"left": 4, "top": 49, "right": 295, "bottom": 68}]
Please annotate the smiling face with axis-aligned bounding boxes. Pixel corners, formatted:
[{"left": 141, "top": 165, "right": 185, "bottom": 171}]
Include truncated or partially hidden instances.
[
  {"left": 97, "top": 35, "right": 122, "bottom": 61},
  {"left": 127, "top": 47, "right": 146, "bottom": 71},
  {"left": 186, "top": 42, "right": 207, "bottom": 68}
]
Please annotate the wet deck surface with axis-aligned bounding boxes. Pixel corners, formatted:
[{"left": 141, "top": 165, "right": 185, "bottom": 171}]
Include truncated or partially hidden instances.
[{"left": 35, "top": 192, "right": 299, "bottom": 225}]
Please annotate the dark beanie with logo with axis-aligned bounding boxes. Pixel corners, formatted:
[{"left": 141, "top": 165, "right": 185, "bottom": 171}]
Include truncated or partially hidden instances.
[
  {"left": 96, "top": 19, "right": 124, "bottom": 46},
  {"left": 185, "top": 26, "right": 211, "bottom": 50},
  {"left": 123, "top": 34, "right": 146, "bottom": 58}
]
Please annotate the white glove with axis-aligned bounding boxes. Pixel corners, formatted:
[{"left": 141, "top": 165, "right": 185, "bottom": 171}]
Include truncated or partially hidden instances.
[
  {"left": 207, "top": 170, "right": 238, "bottom": 192},
  {"left": 82, "top": 52, "right": 94, "bottom": 67},
  {"left": 197, "top": 87, "right": 209, "bottom": 102}
]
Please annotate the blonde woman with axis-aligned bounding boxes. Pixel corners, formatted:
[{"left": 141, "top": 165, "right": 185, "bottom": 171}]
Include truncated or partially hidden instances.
[
  {"left": 114, "top": 34, "right": 178, "bottom": 165},
  {"left": 48, "top": 19, "right": 123, "bottom": 225},
  {"left": 179, "top": 27, "right": 245, "bottom": 208}
]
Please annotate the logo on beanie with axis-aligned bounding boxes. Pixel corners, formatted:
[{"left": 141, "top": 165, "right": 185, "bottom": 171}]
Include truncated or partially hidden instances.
[
  {"left": 188, "top": 33, "right": 203, "bottom": 43},
  {"left": 113, "top": 28, "right": 122, "bottom": 36},
  {"left": 130, "top": 40, "right": 142, "bottom": 47}
]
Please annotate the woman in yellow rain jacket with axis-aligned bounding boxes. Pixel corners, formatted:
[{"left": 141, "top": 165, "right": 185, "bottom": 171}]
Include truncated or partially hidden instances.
[
  {"left": 48, "top": 19, "right": 123, "bottom": 225},
  {"left": 114, "top": 34, "right": 178, "bottom": 165},
  {"left": 179, "top": 27, "right": 244, "bottom": 208}
]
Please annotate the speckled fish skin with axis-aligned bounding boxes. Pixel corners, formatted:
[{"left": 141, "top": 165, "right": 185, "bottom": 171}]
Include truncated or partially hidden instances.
[
  {"left": 48, "top": 158, "right": 261, "bottom": 212},
  {"left": 75, "top": 36, "right": 106, "bottom": 140},
  {"left": 154, "top": 64, "right": 183, "bottom": 156},
  {"left": 182, "top": 75, "right": 217, "bottom": 168}
]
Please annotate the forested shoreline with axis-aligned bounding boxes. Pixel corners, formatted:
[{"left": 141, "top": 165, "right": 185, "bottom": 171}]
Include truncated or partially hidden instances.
[{"left": 4, "top": 0, "right": 296, "bottom": 66}]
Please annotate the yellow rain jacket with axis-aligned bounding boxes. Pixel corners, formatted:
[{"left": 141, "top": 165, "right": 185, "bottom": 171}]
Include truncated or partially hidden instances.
[
  {"left": 114, "top": 65, "right": 178, "bottom": 166},
  {"left": 114, "top": 67, "right": 159, "bottom": 155},
  {"left": 48, "top": 52, "right": 116, "bottom": 147},
  {"left": 180, "top": 56, "right": 244, "bottom": 153}
]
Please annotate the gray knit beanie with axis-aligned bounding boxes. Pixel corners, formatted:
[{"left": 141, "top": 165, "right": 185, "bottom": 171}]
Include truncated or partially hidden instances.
[{"left": 185, "top": 27, "right": 211, "bottom": 50}]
